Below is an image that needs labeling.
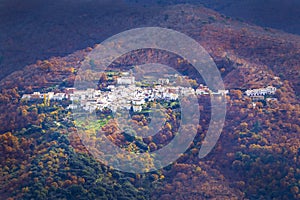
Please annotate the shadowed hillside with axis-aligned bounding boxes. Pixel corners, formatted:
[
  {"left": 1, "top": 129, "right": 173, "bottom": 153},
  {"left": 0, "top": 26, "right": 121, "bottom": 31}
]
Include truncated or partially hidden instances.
[{"left": 0, "top": 0, "right": 299, "bottom": 80}]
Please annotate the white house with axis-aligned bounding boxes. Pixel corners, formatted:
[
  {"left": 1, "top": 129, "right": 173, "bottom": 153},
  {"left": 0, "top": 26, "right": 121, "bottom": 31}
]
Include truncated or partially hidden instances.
[
  {"left": 132, "top": 97, "right": 145, "bottom": 105},
  {"left": 67, "top": 104, "right": 78, "bottom": 110},
  {"left": 52, "top": 93, "right": 66, "bottom": 101},
  {"left": 167, "top": 93, "right": 179, "bottom": 100},
  {"left": 180, "top": 87, "right": 195, "bottom": 96},
  {"left": 266, "top": 97, "right": 278, "bottom": 102},
  {"left": 196, "top": 88, "right": 209, "bottom": 95},
  {"left": 21, "top": 94, "right": 32, "bottom": 100},
  {"left": 107, "top": 85, "right": 115, "bottom": 91},
  {"left": 245, "top": 86, "right": 276, "bottom": 97},
  {"left": 133, "top": 105, "right": 142, "bottom": 112},
  {"left": 86, "top": 88, "right": 95, "bottom": 99},
  {"left": 31, "top": 92, "right": 43, "bottom": 99},
  {"left": 158, "top": 78, "right": 170, "bottom": 85},
  {"left": 117, "top": 76, "right": 135, "bottom": 85},
  {"left": 47, "top": 92, "right": 54, "bottom": 100}
]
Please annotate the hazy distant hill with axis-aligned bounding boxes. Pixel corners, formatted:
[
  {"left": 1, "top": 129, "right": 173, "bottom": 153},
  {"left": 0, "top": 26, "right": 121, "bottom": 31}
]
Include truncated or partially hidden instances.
[
  {"left": 126, "top": 0, "right": 300, "bottom": 35},
  {"left": 0, "top": 0, "right": 299, "bottom": 81}
]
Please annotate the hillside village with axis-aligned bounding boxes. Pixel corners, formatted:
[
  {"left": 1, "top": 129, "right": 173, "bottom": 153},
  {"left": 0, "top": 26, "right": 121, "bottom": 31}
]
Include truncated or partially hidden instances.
[{"left": 21, "top": 72, "right": 278, "bottom": 113}]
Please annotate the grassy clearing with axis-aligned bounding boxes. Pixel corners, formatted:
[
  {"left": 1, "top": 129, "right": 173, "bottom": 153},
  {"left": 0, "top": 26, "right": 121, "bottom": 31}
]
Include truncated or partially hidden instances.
[{"left": 75, "top": 118, "right": 109, "bottom": 131}]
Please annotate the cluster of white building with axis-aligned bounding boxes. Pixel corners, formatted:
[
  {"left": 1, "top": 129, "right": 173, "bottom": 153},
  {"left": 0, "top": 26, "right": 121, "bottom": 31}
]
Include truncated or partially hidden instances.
[
  {"left": 21, "top": 91, "right": 68, "bottom": 101},
  {"left": 70, "top": 84, "right": 228, "bottom": 113},
  {"left": 68, "top": 85, "right": 200, "bottom": 113},
  {"left": 21, "top": 80, "right": 229, "bottom": 114},
  {"left": 195, "top": 84, "right": 229, "bottom": 96},
  {"left": 21, "top": 69, "right": 280, "bottom": 113},
  {"left": 245, "top": 86, "right": 276, "bottom": 97}
]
